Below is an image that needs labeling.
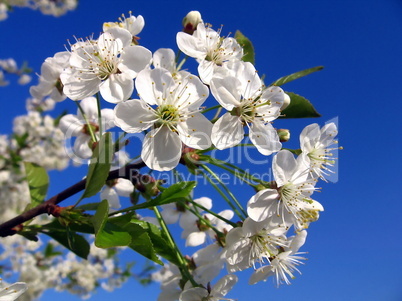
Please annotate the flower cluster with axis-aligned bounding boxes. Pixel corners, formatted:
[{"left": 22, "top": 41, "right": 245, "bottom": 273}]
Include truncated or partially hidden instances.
[{"left": 0, "top": 9, "right": 340, "bottom": 301}]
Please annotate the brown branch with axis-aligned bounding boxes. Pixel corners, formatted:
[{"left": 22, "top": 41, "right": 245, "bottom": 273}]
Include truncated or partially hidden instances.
[{"left": 0, "top": 160, "right": 146, "bottom": 237}]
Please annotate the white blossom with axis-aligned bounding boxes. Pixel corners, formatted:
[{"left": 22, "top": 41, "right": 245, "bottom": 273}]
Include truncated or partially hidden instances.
[
  {"left": 210, "top": 62, "right": 284, "bottom": 155},
  {"left": 61, "top": 28, "right": 151, "bottom": 103},
  {"left": 177, "top": 22, "right": 243, "bottom": 84},
  {"left": 247, "top": 150, "right": 323, "bottom": 231},
  {"left": 114, "top": 68, "right": 212, "bottom": 171}
]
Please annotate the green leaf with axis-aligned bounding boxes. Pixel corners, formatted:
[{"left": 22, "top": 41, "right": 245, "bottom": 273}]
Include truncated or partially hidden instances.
[
  {"left": 152, "top": 181, "right": 196, "bottom": 205},
  {"left": 92, "top": 200, "right": 132, "bottom": 248},
  {"left": 24, "top": 162, "right": 49, "bottom": 207},
  {"left": 108, "top": 215, "right": 163, "bottom": 265},
  {"left": 81, "top": 133, "right": 113, "bottom": 200},
  {"left": 235, "top": 30, "right": 255, "bottom": 64},
  {"left": 280, "top": 92, "right": 321, "bottom": 118},
  {"left": 270, "top": 66, "right": 324, "bottom": 87},
  {"left": 129, "top": 181, "right": 197, "bottom": 211},
  {"left": 131, "top": 219, "right": 179, "bottom": 266},
  {"left": 43, "top": 229, "right": 90, "bottom": 259}
]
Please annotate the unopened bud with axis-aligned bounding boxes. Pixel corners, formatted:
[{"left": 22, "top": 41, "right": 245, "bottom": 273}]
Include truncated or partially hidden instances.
[
  {"left": 277, "top": 129, "right": 290, "bottom": 142},
  {"left": 281, "top": 93, "right": 291, "bottom": 110},
  {"left": 182, "top": 11, "right": 202, "bottom": 34}
]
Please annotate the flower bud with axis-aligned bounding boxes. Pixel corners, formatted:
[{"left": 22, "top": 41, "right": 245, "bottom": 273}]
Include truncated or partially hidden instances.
[
  {"left": 277, "top": 128, "right": 290, "bottom": 142},
  {"left": 182, "top": 11, "right": 202, "bottom": 34},
  {"left": 281, "top": 92, "right": 291, "bottom": 110}
]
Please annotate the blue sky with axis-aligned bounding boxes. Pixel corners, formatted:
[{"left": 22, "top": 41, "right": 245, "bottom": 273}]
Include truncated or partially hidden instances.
[{"left": 1, "top": 0, "right": 402, "bottom": 300}]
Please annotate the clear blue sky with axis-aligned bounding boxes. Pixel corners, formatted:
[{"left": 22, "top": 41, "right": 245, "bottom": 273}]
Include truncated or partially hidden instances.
[{"left": 1, "top": 0, "right": 402, "bottom": 300}]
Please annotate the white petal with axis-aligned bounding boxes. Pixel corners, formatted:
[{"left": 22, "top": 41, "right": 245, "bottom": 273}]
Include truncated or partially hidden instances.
[
  {"left": 174, "top": 73, "right": 209, "bottom": 110},
  {"left": 210, "top": 77, "right": 242, "bottom": 110},
  {"left": 0, "top": 282, "right": 28, "bottom": 300},
  {"left": 153, "top": 48, "right": 176, "bottom": 71},
  {"left": 114, "top": 178, "right": 134, "bottom": 197},
  {"left": 211, "top": 113, "right": 244, "bottom": 150},
  {"left": 100, "top": 108, "right": 116, "bottom": 131},
  {"left": 273, "top": 150, "right": 297, "bottom": 187},
  {"left": 136, "top": 68, "right": 175, "bottom": 106},
  {"left": 177, "top": 113, "right": 212, "bottom": 149},
  {"left": 179, "top": 287, "right": 208, "bottom": 301},
  {"left": 186, "top": 231, "right": 206, "bottom": 247},
  {"left": 247, "top": 189, "right": 279, "bottom": 222},
  {"left": 119, "top": 45, "right": 152, "bottom": 78},
  {"left": 77, "top": 96, "right": 98, "bottom": 120},
  {"left": 176, "top": 32, "right": 206, "bottom": 59},
  {"left": 58, "top": 114, "right": 82, "bottom": 136},
  {"left": 300, "top": 123, "right": 320, "bottom": 152},
  {"left": 249, "top": 121, "right": 282, "bottom": 156},
  {"left": 249, "top": 265, "right": 273, "bottom": 285},
  {"left": 198, "top": 60, "right": 215, "bottom": 85},
  {"left": 102, "top": 27, "right": 132, "bottom": 48},
  {"left": 61, "top": 68, "right": 100, "bottom": 101},
  {"left": 141, "top": 127, "right": 182, "bottom": 171},
  {"left": 238, "top": 62, "right": 261, "bottom": 100},
  {"left": 100, "top": 187, "right": 121, "bottom": 209},
  {"left": 114, "top": 99, "right": 155, "bottom": 133},
  {"left": 211, "top": 274, "right": 238, "bottom": 297},
  {"left": 289, "top": 230, "right": 307, "bottom": 253},
  {"left": 99, "top": 73, "right": 134, "bottom": 103},
  {"left": 73, "top": 134, "right": 92, "bottom": 159},
  {"left": 194, "top": 197, "right": 212, "bottom": 209}
]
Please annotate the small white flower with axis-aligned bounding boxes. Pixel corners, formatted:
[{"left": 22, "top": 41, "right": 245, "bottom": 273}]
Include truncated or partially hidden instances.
[
  {"left": 103, "top": 12, "right": 145, "bottom": 38},
  {"left": 225, "top": 218, "right": 287, "bottom": 272},
  {"left": 114, "top": 68, "right": 212, "bottom": 171},
  {"left": 30, "top": 51, "right": 70, "bottom": 102},
  {"left": 61, "top": 28, "right": 152, "bottom": 103},
  {"left": 177, "top": 23, "right": 243, "bottom": 84},
  {"left": 300, "top": 122, "right": 339, "bottom": 181},
  {"left": 249, "top": 230, "right": 308, "bottom": 286},
  {"left": 59, "top": 96, "right": 115, "bottom": 159},
  {"left": 247, "top": 150, "right": 323, "bottom": 230},
  {"left": 210, "top": 62, "right": 284, "bottom": 155}
]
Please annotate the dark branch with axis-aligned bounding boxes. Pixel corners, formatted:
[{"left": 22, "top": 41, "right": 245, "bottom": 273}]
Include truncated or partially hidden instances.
[{"left": 0, "top": 160, "right": 146, "bottom": 237}]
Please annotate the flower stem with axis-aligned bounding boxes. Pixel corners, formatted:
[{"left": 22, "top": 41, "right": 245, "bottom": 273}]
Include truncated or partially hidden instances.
[
  {"left": 96, "top": 92, "right": 103, "bottom": 135},
  {"left": 75, "top": 101, "right": 97, "bottom": 142},
  {"left": 189, "top": 200, "right": 237, "bottom": 228},
  {"left": 152, "top": 206, "right": 199, "bottom": 287},
  {"left": 198, "top": 166, "right": 247, "bottom": 220}
]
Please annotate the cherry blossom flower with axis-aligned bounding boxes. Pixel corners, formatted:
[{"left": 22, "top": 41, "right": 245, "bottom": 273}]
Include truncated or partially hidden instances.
[
  {"left": 247, "top": 150, "right": 323, "bottom": 231},
  {"left": 249, "top": 230, "right": 308, "bottom": 286},
  {"left": 176, "top": 22, "right": 243, "bottom": 84},
  {"left": 114, "top": 68, "right": 212, "bottom": 171},
  {"left": 103, "top": 12, "right": 145, "bottom": 40},
  {"left": 210, "top": 62, "right": 284, "bottom": 155},
  {"left": 59, "top": 96, "right": 115, "bottom": 159},
  {"left": 299, "top": 122, "right": 339, "bottom": 181},
  {"left": 225, "top": 218, "right": 287, "bottom": 272},
  {"left": 30, "top": 51, "right": 70, "bottom": 103},
  {"left": 179, "top": 274, "right": 237, "bottom": 301},
  {"left": 61, "top": 27, "right": 151, "bottom": 103}
]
